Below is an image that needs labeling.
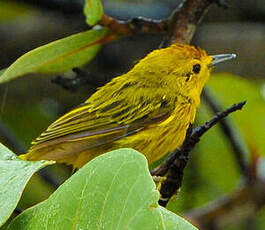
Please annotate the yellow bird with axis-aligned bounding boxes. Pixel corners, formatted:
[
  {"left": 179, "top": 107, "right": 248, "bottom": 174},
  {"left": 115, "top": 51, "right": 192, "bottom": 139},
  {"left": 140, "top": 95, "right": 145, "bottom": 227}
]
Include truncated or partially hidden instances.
[{"left": 20, "top": 44, "right": 236, "bottom": 169}]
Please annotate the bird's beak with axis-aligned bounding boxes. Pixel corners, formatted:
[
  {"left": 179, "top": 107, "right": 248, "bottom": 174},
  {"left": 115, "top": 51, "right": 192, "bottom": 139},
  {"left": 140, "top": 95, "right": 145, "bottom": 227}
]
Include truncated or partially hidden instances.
[{"left": 210, "top": 53, "right": 237, "bottom": 66}]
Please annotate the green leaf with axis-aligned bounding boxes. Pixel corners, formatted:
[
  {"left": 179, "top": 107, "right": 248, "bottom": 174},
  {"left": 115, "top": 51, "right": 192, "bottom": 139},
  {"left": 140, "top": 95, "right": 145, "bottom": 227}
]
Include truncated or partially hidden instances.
[
  {"left": 0, "top": 143, "right": 53, "bottom": 227},
  {"left": 159, "top": 207, "right": 196, "bottom": 229},
  {"left": 0, "top": 28, "right": 108, "bottom": 84},
  {"left": 8, "top": 148, "right": 197, "bottom": 230},
  {"left": 84, "top": 0, "right": 103, "bottom": 26}
]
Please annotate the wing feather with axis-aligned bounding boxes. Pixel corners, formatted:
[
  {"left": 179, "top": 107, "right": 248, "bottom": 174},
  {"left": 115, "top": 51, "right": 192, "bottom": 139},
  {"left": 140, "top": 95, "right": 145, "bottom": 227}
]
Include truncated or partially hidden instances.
[{"left": 29, "top": 93, "right": 174, "bottom": 156}]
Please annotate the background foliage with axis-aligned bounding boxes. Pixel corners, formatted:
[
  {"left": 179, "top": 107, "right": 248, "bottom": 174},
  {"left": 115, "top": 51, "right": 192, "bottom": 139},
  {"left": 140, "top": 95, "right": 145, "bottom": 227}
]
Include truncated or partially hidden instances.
[{"left": 0, "top": 0, "right": 264, "bottom": 229}]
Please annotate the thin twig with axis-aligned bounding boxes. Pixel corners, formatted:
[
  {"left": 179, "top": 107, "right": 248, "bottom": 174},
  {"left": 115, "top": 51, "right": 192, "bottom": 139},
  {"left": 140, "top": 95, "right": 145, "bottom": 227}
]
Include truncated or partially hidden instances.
[
  {"left": 155, "top": 101, "right": 246, "bottom": 207},
  {"left": 154, "top": 0, "right": 251, "bottom": 209},
  {"left": 202, "top": 88, "right": 251, "bottom": 183},
  {"left": 52, "top": 0, "right": 214, "bottom": 90},
  {"left": 52, "top": 68, "right": 109, "bottom": 91},
  {"left": 99, "top": 14, "right": 168, "bottom": 36}
]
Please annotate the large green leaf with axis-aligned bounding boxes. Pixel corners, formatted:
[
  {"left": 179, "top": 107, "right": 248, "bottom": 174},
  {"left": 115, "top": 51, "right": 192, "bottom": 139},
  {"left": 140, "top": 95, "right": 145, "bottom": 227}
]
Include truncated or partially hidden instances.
[
  {"left": 84, "top": 0, "right": 103, "bottom": 26},
  {"left": 8, "top": 148, "right": 197, "bottom": 230},
  {"left": 0, "top": 143, "right": 53, "bottom": 227},
  {"left": 159, "top": 207, "right": 196, "bottom": 229},
  {"left": 0, "top": 28, "right": 108, "bottom": 84}
]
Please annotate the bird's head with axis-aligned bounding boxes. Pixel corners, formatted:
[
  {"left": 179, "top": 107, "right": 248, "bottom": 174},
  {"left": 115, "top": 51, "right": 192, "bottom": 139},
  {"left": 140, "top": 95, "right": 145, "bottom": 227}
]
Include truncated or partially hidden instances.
[{"left": 131, "top": 44, "right": 236, "bottom": 104}]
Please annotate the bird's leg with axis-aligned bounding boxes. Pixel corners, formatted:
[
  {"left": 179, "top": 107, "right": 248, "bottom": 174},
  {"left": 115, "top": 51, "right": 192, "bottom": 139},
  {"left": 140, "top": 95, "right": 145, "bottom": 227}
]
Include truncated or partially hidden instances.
[{"left": 152, "top": 176, "right": 167, "bottom": 191}]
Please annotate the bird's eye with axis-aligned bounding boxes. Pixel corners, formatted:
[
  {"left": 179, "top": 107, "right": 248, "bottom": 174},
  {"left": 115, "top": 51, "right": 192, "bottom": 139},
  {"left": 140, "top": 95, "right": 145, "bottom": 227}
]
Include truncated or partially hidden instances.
[{"left": 193, "top": 64, "right": 201, "bottom": 74}]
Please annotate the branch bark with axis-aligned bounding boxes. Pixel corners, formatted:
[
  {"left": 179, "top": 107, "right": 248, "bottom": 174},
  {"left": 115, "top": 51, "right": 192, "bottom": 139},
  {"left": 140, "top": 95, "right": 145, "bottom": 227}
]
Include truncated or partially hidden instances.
[
  {"left": 99, "top": 14, "right": 168, "bottom": 36},
  {"left": 161, "top": 0, "right": 215, "bottom": 47},
  {"left": 152, "top": 101, "right": 246, "bottom": 206},
  {"left": 202, "top": 88, "right": 251, "bottom": 183},
  {"left": 51, "top": 0, "right": 253, "bottom": 211},
  {"left": 6, "top": 1, "right": 258, "bottom": 228}
]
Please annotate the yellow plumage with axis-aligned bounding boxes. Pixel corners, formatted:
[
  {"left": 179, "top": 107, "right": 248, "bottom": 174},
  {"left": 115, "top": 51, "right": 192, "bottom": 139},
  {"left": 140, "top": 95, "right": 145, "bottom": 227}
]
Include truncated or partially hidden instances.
[{"left": 19, "top": 44, "right": 231, "bottom": 169}]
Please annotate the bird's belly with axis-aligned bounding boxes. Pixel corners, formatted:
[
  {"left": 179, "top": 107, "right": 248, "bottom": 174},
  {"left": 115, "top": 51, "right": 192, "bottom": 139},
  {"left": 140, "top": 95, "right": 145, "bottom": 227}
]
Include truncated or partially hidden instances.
[
  {"left": 116, "top": 104, "right": 196, "bottom": 164},
  {"left": 115, "top": 122, "right": 190, "bottom": 164},
  {"left": 138, "top": 124, "right": 189, "bottom": 163}
]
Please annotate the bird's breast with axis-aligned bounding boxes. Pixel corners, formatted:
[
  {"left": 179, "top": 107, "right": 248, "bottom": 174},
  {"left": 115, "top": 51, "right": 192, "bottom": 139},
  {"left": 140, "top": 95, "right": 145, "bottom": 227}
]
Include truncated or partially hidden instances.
[{"left": 135, "top": 102, "right": 197, "bottom": 163}]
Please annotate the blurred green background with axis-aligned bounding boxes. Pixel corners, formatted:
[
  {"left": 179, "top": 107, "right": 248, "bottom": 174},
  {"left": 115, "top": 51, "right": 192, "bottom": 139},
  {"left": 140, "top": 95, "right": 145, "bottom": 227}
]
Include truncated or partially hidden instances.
[{"left": 0, "top": 0, "right": 264, "bottom": 229}]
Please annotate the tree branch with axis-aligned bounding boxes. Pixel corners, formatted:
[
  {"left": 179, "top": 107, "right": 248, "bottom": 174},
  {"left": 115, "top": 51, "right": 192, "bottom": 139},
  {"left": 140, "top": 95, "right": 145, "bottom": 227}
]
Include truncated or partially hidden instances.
[
  {"left": 51, "top": 0, "right": 252, "bottom": 208},
  {"left": 160, "top": 0, "right": 215, "bottom": 47},
  {"left": 202, "top": 88, "right": 251, "bottom": 183},
  {"left": 8, "top": 1, "right": 258, "bottom": 228},
  {"left": 52, "top": 68, "right": 109, "bottom": 91},
  {"left": 99, "top": 14, "right": 168, "bottom": 36},
  {"left": 153, "top": 101, "right": 246, "bottom": 207}
]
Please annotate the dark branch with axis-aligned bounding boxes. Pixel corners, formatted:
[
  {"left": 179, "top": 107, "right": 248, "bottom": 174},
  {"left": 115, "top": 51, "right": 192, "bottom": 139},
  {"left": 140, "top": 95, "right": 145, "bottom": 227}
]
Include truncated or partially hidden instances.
[
  {"left": 152, "top": 101, "right": 246, "bottom": 207},
  {"left": 48, "top": 1, "right": 251, "bottom": 209},
  {"left": 52, "top": 68, "right": 109, "bottom": 91},
  {"left": 7, "top": 1, "right": 256, "bottom": 228},
  {"left": 99, "top": 14, "right": 168, "bottom": 36},
  {"left": 161, "top": 0, "right": 215, "bottom": 47},
  {"left": 51, "top": 0, "right": 217, "bottom": 92},
  {"left": 202, "top": 88, "right": 251, "bottom": 183}
]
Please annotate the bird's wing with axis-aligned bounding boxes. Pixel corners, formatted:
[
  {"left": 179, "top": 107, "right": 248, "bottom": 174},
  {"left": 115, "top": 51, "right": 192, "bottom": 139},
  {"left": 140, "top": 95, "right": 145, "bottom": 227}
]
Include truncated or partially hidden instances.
[{"left": 30, "top": 95, "right": 174, "bottom": 149}]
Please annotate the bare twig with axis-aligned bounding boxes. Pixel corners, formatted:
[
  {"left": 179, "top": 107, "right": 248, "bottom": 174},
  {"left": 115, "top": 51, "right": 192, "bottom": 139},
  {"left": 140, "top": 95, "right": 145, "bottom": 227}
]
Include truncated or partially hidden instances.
[
  {"left": 52, "top": 68, "right": 109, "bottom": 91},
  {"left": 52, "top": 0, "right": 214, "bottom": 91},
  {"left": 49, "top": 0, "right": 252, "bottom": 204},
  {"left": 99, "top": 14, "right": 168, "bottom": 36},
  {"left": 7, "top": 1, "right": 259, "bottom": 228},
  {"left": 202, "top": 88, "right": 251, "bottom": 183},
  {"left": 155, "top": 101, "right": 246, "bottom": 207},
  {"left": 154, "top": 0, "right": 253, "bottom": 210}
]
